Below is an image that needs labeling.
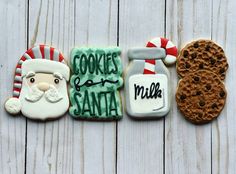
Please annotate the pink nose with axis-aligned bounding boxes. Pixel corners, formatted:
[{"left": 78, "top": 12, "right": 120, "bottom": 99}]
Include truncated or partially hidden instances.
[{"left": 37, "top": 82, "right": 50, "bottom": 91}]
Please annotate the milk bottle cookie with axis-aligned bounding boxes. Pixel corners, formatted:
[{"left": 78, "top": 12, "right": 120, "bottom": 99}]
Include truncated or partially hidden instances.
[{"left": 125, "top": 37, "right": 177, "bottom": 118}]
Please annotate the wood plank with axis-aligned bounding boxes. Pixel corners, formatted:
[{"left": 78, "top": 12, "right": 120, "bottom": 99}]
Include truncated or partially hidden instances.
[
  {"left": 117, "top": 1, "right": 165, "bottom": 174},
  {"left": 0, "top": 0, "right": 27, "bottom": 174},
  {"left": 26, "top": 0, "right": 118, "bottom": 174},
  {"left": 211, "top": 0, "right": 236, "bottom": 173},
  {"left": 73, "top": 0, "right": 118, "bottom": 173},
  {"left": 165, "top": 0, "right": 212, "bottom": 173},
  {"left": 26, "top": 0, "right": 76, "bottom": 173}
]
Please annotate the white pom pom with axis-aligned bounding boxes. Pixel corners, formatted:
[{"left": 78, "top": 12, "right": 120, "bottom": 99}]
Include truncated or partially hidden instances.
[{"left": 5, "top": 98, "right": 21, "bottom": 115}]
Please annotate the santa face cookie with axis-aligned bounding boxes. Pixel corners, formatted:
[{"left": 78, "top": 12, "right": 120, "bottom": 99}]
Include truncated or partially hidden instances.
[
  {"left": 5, "top": 45, "right": 70, "bottom": 120},
  {"left": 125, "top": 37, "right": 178, "bottom": 118},
  {"left": 69, "top": 47, "right": 123, "bottom": 120}
]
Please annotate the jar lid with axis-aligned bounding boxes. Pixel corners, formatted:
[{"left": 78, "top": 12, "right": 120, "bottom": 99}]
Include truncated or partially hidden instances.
[{"left": 128, "top": 47, "right": 166, "bottom": 60}]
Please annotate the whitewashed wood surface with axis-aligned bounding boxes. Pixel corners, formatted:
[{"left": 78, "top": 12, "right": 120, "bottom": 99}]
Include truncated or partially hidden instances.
[{"left": 0, "top": 0, "right": 235, "bottom": 173}]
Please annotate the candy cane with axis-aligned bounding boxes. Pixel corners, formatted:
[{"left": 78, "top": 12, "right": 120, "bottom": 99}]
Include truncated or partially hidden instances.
[{"left": 143, "top": 37, "right": 177, "bottom": 74}]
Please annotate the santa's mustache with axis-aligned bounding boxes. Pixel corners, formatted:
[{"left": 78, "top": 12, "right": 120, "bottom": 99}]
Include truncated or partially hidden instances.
[{"left": 25, "top": 84, "right": 63, "bottom": 103}]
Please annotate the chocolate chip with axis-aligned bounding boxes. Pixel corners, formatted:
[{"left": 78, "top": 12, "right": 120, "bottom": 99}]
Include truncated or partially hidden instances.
[
  {"left": 196, "top": 91, "right": 201, "bottom": 95},
  {"left": 210, "top": 58, "right": 216, "bottom": 65},
  {"left": 198, "top": 112, "right": 203, "bottom": 117},
  {"left": 217, "top": 55, "right": 222, "bottom": 60},
  {"left": 194, "top": 76, "right": 200, "bottom": 82},
  {"left": 180, "top": 94, "right": 186, "bottom": 100},
  {"left": 206, "top": 84, "right": 211, "bottom": 90},
  {"left": 220, "top": 68, "right": 225, "bottom": 74},
  {"left": 183, "top": 50, "right": 188, "bottom": 57},
  {"left": 199, "top": 63, "right": 204, "bottom": 69},
  {"left": 211, "top": 103, "right": 217, "bottom": 109},
  {"left": 196, "top": 112, "right": 203, "bottom": 119},
  {"left": 194, "top": 42, "right": 199, "bottom": 48},
  {"left": 191, "top": 52, "right": 197, "bottom": 59},
  {"left": 220, "top": 91, "right": 225, "bottom": 97},
  {"left": 199, "top": 100, "right": 205, "bottom": 107},
  {"left": 185, "top": 63, "right": 191, "bottom": 69},
  {"left": 205, "top": 45, "right": 211, "bottom": 51}
]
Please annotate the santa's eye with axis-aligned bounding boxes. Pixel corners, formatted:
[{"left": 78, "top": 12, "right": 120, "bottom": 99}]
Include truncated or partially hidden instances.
[
  {"left": 54, "top": 78, "right": 59, "bottom": 84},
  {"left": 30, "top": 78, "right": 35, "bottom": 83}
]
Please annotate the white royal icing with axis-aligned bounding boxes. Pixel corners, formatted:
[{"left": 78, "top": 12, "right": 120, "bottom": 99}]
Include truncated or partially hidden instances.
[
  {"left": 5, "top": 97, "right": 22, "bottom": 115},
  {"left": 163, "top": 54, "right": 176, "bottom": 65},
  {"left": 128, "top": 74, "right": 168, "bottom": 115},
  {"left": 25, "top": 85, "right": 44, "bottom": 102},
  {"left": 44, "top": 85, "right": 63, "bottom": 103},
  {"left": 22, "top": 59, "right": 70, "bottom": 81},
  {"left": 20, "top": 77, "right": 69, "bottom": 120}
]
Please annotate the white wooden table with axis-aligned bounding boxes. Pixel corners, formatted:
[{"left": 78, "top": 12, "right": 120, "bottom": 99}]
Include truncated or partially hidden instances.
[{"left": 0, "top": 0, "right": 235, "bottom": 173}]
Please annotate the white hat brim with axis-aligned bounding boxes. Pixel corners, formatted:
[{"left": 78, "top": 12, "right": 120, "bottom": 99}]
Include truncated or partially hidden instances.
[{"left": 21, "top": 59, "right": 70, "bottom": 81}]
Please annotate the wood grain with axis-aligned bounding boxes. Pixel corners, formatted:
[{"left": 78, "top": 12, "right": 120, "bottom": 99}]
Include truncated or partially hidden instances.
[
  {"left": 0, "top": 0, "right": 27, "bottom": 174},
  {"left": 73, "top": 1, "right": 118, "bottom": 174},
  {"left": 117, "top": 0, "right": 165, "bottom": 174},
  {"left": 26, "top": 0, "right": 117, "bottom": 174},
  {"left": 0, "top": 0, "right": 236, "bottom": 173},
  {"left": 212, "top": 0, "right": 236, "bottom": 173},
  {"left": 165, "top": 0, "right": 212, "bottom": 173},
  {"left": 26, "top": 0, "right": 76, "bottom": 173}
]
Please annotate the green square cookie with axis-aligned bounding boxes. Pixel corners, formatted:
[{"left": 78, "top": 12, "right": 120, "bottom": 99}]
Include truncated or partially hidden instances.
[{"left": 69, "top": 47, "right": 123, "bottom": 120}]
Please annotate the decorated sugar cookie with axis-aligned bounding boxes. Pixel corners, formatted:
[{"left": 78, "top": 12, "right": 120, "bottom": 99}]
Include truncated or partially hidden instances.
[
  {"left": 4, "top": 45, "right": 70, "bottom": 120},
  {"left": 69, "top": 47, "right": 123, "bottom": 120},
  {"left": 177, "top": 39, "right": 228, "bottom": 80},
  {"left": 176, "top": 39, "right": 228, "bottom": 124},
  {"left": 176, "top": 70, "right": 227, "bottom": 124},
  {"left": 125, "top": 37, "right": 177, "bottom": 118}
]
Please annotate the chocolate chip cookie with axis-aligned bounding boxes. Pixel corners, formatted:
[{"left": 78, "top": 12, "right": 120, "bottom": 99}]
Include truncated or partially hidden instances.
[
  {"left": 176, "top": 70, "right": 227, "bottom": 124},
  {"left": 177, "top": 40, "right": 228, "bottom": 80}
]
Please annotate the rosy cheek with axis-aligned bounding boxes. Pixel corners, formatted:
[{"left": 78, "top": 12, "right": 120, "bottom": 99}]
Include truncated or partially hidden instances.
[
  {"left": 26, "top": 78, "right": 37, "bottom": 86},
  {"left": 27, "top": 81, "right": 33, "bottom": 87}
]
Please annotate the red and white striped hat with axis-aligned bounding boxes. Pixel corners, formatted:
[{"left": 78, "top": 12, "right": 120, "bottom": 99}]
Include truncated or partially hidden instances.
[{"left": 5, "top": 45, "right": 70, "bottom": 115}]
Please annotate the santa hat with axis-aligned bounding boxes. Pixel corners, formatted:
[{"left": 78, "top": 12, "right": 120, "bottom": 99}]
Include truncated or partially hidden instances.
[{"left": 5, "top": 45, "right": 70, "bottom": 115}]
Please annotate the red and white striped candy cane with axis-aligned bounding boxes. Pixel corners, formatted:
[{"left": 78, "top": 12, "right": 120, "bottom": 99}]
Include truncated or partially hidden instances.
[{"left": 143, "top": 37, "right": 177, "bottom": 74}]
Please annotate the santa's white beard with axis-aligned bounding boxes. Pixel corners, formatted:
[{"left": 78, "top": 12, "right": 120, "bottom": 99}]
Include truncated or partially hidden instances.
[
  {"left": 19, "top": 81, "right": 69, "bottom": 120},
  {"left": 25, "top": 85, "right": 63, "bottom": 103}
]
